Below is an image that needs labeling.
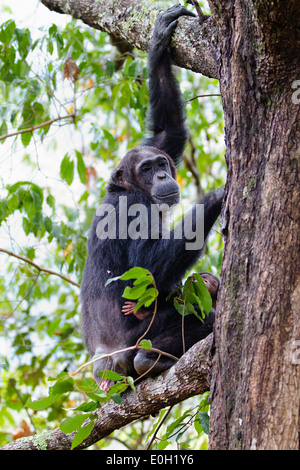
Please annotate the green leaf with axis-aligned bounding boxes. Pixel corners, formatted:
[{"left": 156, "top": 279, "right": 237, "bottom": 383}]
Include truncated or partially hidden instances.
[
  {"left": 122, "top": 283, "right": 148, "bottom": 300},
  {"left": 173, "top": 298, "right": 184, "bottom": 316},
  {"left": 70, "top": 421, "right": 94, "bottom": 450},
  {"left": 134, "top": 289, "right": 157, "bottom": 311},
  {"left": 108, "top": 382, "right": 127, "bottom": 395},
  {"left": 26, "top": 394, "right": 60, "bottom": 411},
  {"left": 50, "top": 377, "right": 74, "bottom": 394},
  {"left": 74, "top": 401, "right": 100, "bottom": 412},
  {"left": 60, "top": 153, "right": 74, "bottom": 185},
  {"left": 7, "top": 194, "right": 18, "bottom": 213},
  {"left": 0, "top": 121, "right": 8, "bottom": 139},
  {"left": 31, "top": 185, "right": 43, "bottom": 209},
  {"left": 127, "top": 60, "right": 140, "bottom": 78},
  {"left": 15, "top": 27, "right": 32, "bottom": 59},
  {"left": 76, "top": 150, "right": 86, "bottom": 184},
  {"left": 106, "top": 60, "right": 115, "bottom": 78},
  {"left": 119, "top": 267, "right": 150, "bottom": 280},
  {"left": 22, "top": 217, "right": 31, "bottom": 235},
  {"left": 158, "top": 440, "right": 171, "bottom": 450},
  {"left": 0, "top": 20, "right": 16, "bottom": 43},
  {"left": 192, "top": 273, "right": 212, "bottom": 313},
  {"left": 102, "top": 129, "right": 115, "bottom": 152},
  {"left": 60, "top": 414, "right": 88, "bottom": 433},
  {"left": 46, "top": 194, "right": 55, "bottom": 211},
  {"left": 126, "top": 376, "right": 136, "bottom": 392},
  {"left": 44, "top": 216, "right": 53, "bottom": 233},
  {"left": 0, "top": 199, "right": 8, "bottom": 223},
  {"left": 106, "top": 268, "right": 154, "bottom": 291},
  {"left": 110, "top": 393, "right": 123, "bottom": 404},
  {"left": 21, "top": 131, "right": 32, "bottom": 147},
  {"left": 98, "top": 369, "right": 123, "bottom": 381},
  {"left": 139, "top": 339, "right": 152, "bottom": 350},
  {"left": 132, "top": 277, "right": 153, "bottom": 288},
  {"left": 85, "top": 392, "right": 108, "bottom": 403},
  {"left": 75, "top": 377, "right": 98, "bottom": 393},
  {"left": 47, "top": 317, "right": 60, "bottom": 336},
  {"left": 105, "top": 275, "right": 123, "bottom": 286},
  {"left": 198, "top": 411, "right": 210, "bottom": 435}
]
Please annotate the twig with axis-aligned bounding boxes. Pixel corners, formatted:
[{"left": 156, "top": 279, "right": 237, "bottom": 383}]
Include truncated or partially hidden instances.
[
  {"left": 185, "top": 93, "right": 221, "bottom": 103},
  {"left": 0, "top": 114, "right": 76, "bottom": 142},
  {"left": 146, "top": 405, "right": 174, "bottom": 450},
  {"left": 135, "top": 273, "right": 158, "bottom": 346},
  {"left": 133, "top": 353, "right": 162, "bottom": 384},
  {"left": 186, "top": 0, "right": 206, "bottom": 20},
  {"left": 69, "top": 345, "right": 178, "bottom": 377},
  {"left": 0, "top": 248, "right": 80, "bottom": 288}
]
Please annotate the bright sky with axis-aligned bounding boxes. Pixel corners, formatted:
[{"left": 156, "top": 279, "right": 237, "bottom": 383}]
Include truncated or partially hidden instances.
[{"left": 1, "top": 0, "right": 66, "bottom": 31}]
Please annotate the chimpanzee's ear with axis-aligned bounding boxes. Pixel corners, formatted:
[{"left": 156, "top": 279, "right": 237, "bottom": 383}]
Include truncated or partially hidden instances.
[
  {"left": 111, "top": 168, "right": 124, "bottom": 187},
  {"left": 110, "top": 166, "right": 134, "bottom": 190}
]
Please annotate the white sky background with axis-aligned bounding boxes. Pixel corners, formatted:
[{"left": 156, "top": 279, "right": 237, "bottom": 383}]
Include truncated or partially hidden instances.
[{"left": 1, "top": 0, "right": 61, "bottom": 28}]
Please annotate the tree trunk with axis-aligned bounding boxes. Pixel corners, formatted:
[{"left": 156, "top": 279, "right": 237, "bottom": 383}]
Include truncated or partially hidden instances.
[{"left": 208, "top": 0, "right": 300, "bottom": 450}]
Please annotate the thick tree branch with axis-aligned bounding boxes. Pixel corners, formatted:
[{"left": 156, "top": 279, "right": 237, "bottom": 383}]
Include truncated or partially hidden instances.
[
  {"left": 40, "top": 0, "right": 219, "bottom": 79},
  {"left": 0, "top": 334, "right": 213, "bottom": 450}
]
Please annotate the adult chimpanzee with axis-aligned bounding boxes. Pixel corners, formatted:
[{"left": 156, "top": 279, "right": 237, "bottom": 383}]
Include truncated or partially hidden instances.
[{"left": 81, "top": 5, "right": 224, "bottom": 384}]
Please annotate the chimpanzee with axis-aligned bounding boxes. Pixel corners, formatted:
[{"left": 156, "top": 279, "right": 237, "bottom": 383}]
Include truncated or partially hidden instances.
[{"left": 81, "top": 5, "right": 224, "bottom": 385}]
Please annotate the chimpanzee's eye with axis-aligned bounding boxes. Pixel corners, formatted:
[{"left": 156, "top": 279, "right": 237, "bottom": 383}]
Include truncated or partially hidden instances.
[
  {"left": 141, "top": 165, "right": 151, "bottom": 173},
  {"left": 158, "top": 158, "right": 168, "bottom": 169}
]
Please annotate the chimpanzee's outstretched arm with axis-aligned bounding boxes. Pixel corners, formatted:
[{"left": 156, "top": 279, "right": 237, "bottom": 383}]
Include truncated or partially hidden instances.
[
  {"left": 128, "top": 188, "right": 224, "bottom": 292},
  {"left": 143, "top": 5, "right": 196, "bottom": 165}
]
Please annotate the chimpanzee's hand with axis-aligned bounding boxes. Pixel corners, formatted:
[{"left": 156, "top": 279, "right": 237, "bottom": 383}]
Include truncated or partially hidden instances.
[
  {"left": 151, "top": 4, "right": 196, "bottom": 52},
  {"left": 122, "top": 301, "right": 152, "bottom": 321}
]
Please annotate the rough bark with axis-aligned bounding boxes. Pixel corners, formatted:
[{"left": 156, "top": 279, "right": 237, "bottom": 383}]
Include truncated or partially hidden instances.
[
  {"left": 40, "top": 0, "right": 219, "bottom": 78},
  {"left": 208, "top": 0, "right": 300, "bottom": 450},
  {"left": 0, "top": 335, "right": 212, "bottom": 450}
]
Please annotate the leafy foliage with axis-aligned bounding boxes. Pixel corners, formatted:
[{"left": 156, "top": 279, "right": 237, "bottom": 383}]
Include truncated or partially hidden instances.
[
  {"left": 0, "top": 0, "right": 225, "bottom": 449},
  {"left": 170, "top": 273, "right": 212, "bottom": 321}
]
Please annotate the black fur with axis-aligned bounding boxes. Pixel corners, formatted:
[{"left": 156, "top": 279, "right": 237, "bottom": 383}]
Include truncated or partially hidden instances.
[{"left": 81, "top": 5, "right": 224, "bottom": 382}]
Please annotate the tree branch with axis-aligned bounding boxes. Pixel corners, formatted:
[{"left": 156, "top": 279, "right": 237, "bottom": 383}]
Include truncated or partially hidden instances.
[
  {"left": 0, "top": 248, "right": 80, "bottom": 288},
  {"left": 40, "top": 0, "right": 219, "bottom": 79},
  {"left": 0, "top": 114, "right": 75, "bottom": 142},
  {"left": 0, "top": 334, "right": 213, "bottom": 450}
]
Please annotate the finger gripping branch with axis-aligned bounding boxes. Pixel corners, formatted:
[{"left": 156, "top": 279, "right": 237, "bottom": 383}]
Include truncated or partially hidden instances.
[{"left": 152, "top": 4, "right": 196, "bottom": 50}]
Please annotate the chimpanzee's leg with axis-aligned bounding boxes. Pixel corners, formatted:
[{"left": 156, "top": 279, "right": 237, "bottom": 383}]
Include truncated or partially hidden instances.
[{"left": 133, "top": 309, "right": 215, "bottom": 377}]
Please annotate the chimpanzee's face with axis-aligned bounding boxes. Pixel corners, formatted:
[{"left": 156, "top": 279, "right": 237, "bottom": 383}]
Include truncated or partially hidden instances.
[{"left": 111, "top": 146, "right": 180, "bottom": 206}]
